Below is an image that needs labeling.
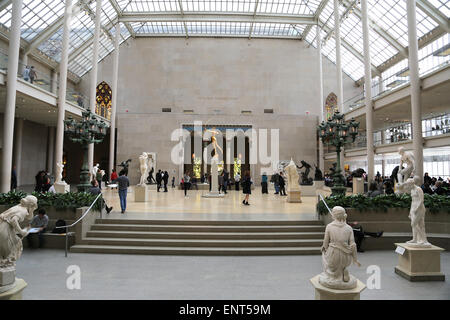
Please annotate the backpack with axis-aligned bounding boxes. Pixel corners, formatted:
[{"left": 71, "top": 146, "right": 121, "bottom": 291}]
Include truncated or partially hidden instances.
[{"left": 52, "top": 219, "right": 66, "bottom": 234}]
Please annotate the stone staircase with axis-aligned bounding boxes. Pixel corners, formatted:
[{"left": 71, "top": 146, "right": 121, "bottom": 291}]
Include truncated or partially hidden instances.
[{"left": 70, "top": 218, "right": 325, "bottom": 255}]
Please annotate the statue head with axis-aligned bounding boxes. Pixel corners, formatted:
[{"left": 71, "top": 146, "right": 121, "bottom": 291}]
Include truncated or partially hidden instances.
[
  {"left": 331, "top": 206, "right": 347, "bottom": 222},
  {"left": 404, "top": 177, "right": 415, "bottom": 192},
  {"left": 398, "top": 147, "right": 405, "bottom": 155},
  {"left": 20, "top": 195, "right": 38, "bottom": 213}
]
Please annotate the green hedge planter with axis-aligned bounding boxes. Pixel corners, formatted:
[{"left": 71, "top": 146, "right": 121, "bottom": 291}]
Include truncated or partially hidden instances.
[
  {"left": 0, "top": 191, "right": 102, "bottom": 212},
  {"left": 317, "top": 194, "right": 450, "bottom": 215}
]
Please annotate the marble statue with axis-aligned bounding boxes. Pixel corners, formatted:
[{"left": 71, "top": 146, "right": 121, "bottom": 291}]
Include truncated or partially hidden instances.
[
  {"left": 397, "top": 147, "right": 415, "bottom": 184},
  {"left": 138, "top": 152, "right": 149, "bottom": 186},
  {"left": 403, "top": 177, "right": 431, "bottom": 247},
  {"left": 206, "top": 127, "right": 223, "bottom": 159},
  {"left": 285, "top": 159, "right": 300, "bottom": 192},
  {"left": 55, "top": 161, "right": 65, "bottom": 184},
  {"left": 298, "top": 160, "right": 313, "bottom": 185},
  {"left": 92, "top": 163, "right": 100, "bottom": 180},
  {"left": 0, "top": 195, "right": 38, "bottom": 268},
  {"left": 314, "top": 165, "right": 323, "bottom": 181},
  {"left": 118, "top": 159, "right": 132, "bottom": 176},
  {"left": 319, "top": 206, "right": 361, "bottom": 289}
]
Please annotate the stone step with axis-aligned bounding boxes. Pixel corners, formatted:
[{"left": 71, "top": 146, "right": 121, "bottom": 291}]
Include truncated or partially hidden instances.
[
  {"left": 90, "top": 224, "right": 325, "bottom": 233},
  {"left": 95, "top": 219, "right": 323, "bottom": 226},
  {"left": 81, "top": 237, "right": 324, "bottom": 248},
  {"left": 85, "top": 230, "right": 325, "bottom": 240},
  {"left": 70, "top": 244, "right": 322, "bottom": 255}
]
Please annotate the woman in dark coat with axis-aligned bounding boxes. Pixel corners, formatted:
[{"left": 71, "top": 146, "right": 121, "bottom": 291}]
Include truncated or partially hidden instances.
[{"left": 242, "top": 170, "right": 252, "bottom": 205}]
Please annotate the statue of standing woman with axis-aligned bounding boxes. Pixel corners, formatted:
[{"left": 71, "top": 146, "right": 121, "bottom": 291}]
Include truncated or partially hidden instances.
[
  {"left": 0, "top": 195, "right": 38, "bottom": 268},
  {"left": 138, "top": 152, "right": 149, "bottom": 186}
]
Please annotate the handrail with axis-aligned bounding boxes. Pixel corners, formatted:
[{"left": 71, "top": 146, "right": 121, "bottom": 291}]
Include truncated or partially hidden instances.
[{"left": 55, "top": 193, "right": 103, "bottom": 257}]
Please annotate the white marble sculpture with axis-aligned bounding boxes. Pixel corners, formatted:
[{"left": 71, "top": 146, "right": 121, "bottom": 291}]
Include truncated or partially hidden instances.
[
  {"left": 0, "top": 195, "right": 38, "bottom": 268},
  {"left": 397, "top": 147, "right": 415, "bottom": 187},
  {"left": 92, "top": 163, "right": 100, "bottom": 180},
  {"left": 403, "top": 177, "right": 431, "bottom": 247},
  {"left": 285, "top": 158, "right": 300, "bottom": 192},
  {"left": 55, "top": 161, "right": 65, "bottom": 184},
  {"left": 138, "top": 152, "right": 149, "bottom": 185},
  {"left": 319, "top": 206, "right": 361, "bottom": 289}
]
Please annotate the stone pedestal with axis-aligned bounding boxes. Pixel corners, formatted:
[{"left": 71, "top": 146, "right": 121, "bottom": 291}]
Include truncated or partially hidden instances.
[
  {"left": 0, "top": 267, "right": 15, "bottom": 287},
  {"left": 134, "top": 185, "right": 149, "bottom": 202},
  {"left": 353, "top": 178, "right": 364, "bottom": 194},
  {"left": 202, "top": 156, "right": 224, "bottom": 198},
  {"left": 310, "top": 275, "right": 366, "bottom": 300},
  {"left": 394, "top": 243, "right": 445, "bottom": 281},
  {"left": 0, "top": 278, "right": 27, "bottom": 300},
  {"left": 54, "top": 182, "right": 70, "bottom": 193},
  {"left": 314, "top": 180, "right": 325, "bottom": 189},
  {"left": 287, "top": 190, "right": 302, "bottom": 203},
  {"left": 300, "top": 184, "right": 316, "bottom": 196}
]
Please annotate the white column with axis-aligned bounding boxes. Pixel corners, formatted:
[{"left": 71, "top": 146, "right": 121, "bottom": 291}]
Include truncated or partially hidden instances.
[
  {"left": 407, "top": 0, "right": 423, "bottom": 183},
  {"left": 13, "top": 118, "right": 24, "bottom": 187},
  {"left": 55, "top": 0, "right": 73, "bottom": 183},
  {"left": 362, "top": 0, "right": 374, "bottom": 182},
  {"left": 88, "top": 0, "right": 103, "bottom": 174},
  {"left": 1, "top": 0, "right": 22, "bottom": 192},
  {"left": 51, "top": 70, "right": 58, "bottom": 94},
  {"left": 20, "top": 53, "right": 28, "bottom": 75},
  {"left": 334, "top": 0, "right": 345, "bottom": 174},
  {"left": 47, "top": 126, "right": 55, "bottom": 175},
  {"left": 317, "top": 25, "right": 325, "bottom": 173},
  {"left": 378, "top": 75, "right": 384, "bottom": 95},
  {"left": 109, "top": 23, "right": 120, "bottom": 176}
]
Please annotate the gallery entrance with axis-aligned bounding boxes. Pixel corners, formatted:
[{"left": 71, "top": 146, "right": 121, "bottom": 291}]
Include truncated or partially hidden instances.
[{"left": 182, "top": 125, "right": 251, "bottom": 182}]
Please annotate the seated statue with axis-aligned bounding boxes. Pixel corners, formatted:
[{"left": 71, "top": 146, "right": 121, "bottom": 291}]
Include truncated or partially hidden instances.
[
  {"left": 0, "top": 195, "right": 38, "bottom": 268},
  {"left": 314, "top": 165, "right": 323, "bottom": 181},
  {"left": 319, "top": 206, "right": 361, "bottom": 289}
]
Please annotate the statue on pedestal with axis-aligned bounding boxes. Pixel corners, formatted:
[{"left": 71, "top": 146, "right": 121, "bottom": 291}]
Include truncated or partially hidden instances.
[
  {"left": 138, "top": 152, "right": 149, "bottom": 186},
  {"left": 0, "top": 196, "right": 38, "bottom": 269},
  {"left": 298, "top": 160, "right": 313, "bottom": 185},
  {"left": 319, "top": 206, "right": 361, "bottom": 289},
  {"left": 285, "top": 159, "right": 300, "bottom": 192},
  {"left": 403, "top": 177, "right": 431, "bottom": 247},
  {"left": 118, "top": 159, "right": 132, "bottom": 176},
  {"left": 55, "top": 162, "right": 66, "bottom": 184}
]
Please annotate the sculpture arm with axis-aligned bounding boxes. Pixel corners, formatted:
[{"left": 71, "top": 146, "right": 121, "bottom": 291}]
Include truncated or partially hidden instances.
[
  {"left": 321, "top": 227, "right": 330, "bottom": 252},
  {"left": 349, "top": 231, "right": 361, "bottom": 267},
  {"left": 11, "top": 216, "right": 29, "bottom": 237}
]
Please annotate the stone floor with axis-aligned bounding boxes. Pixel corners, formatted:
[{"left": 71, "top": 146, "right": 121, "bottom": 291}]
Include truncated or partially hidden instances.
[{"left": 16, "top": 249, "right": 450, "bottom": 300}]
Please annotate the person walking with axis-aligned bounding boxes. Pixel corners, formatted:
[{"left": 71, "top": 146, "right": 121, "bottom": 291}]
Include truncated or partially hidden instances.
[
  {"left": 116, "top": 171, "right": 129, "bottom": 213},
  {"left": 171, "top": 176, "right": 175, "bottom": 188},
  {"left": 279, "top": 172, "right": 287, "bottom": 196},
  {"left": 29, "top": 66, "right": 37, "bottom": 84},
  {"left": 110, "top": 169, "right": 118, "bottom": 182},
  {"left": 234, "top": 172, "right": 240, "bottom": 191},
  {"left": 163, "top": 171, "right": 169, "bottom": 192},
  {"left": 242, "top": 170, "right": 252, "bottom": 205},
  {"left": 156, "top": 169, "right": 162, "bottom": 192},
  {"left": 271, "top": 173, "right": 280, "bottom": 194},
  {"left": 261, "top": 173, "right": 268, "bottom": 194},
  {"left": 22, "top": 65, "right": 29, "bottom": 82},
  {"left": 89, "top": 180, "right": 113, "bottom": 213},
  {"left": 223, "top": 169, "right": 229, "bottom": 194},
  {"left": 218, "top": 172, "right": 224, "bottom": 194},
  {"left": 183, "top": 171, "right": 191, "bottom": 197}
]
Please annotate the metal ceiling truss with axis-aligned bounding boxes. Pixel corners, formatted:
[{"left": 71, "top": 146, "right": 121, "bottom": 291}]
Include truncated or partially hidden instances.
[
  {"left": 108, "top": 0, "right": 135, "bottom": 38},
  {"left": 0, "top": 0, "right": 11, "bottom": 13},
  {"left": 248, "top": 0, "right": 260, "bottom": 39},
  {"left": 301, "top": 0, "right": 330, "bottom": 40},
  {"left": 416, "top": 0, "right": 450, "bottom": 33}
]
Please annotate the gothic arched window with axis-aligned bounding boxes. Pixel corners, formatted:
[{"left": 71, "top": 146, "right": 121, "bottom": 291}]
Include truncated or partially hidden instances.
[
  {"left": 96, "top": 81, "right": 112, "bottom": 120},
  {"left": 325, "top": 92, "right": 338, "bottom": 120}
]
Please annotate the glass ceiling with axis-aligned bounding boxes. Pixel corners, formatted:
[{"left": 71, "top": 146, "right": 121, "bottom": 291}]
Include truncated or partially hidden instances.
[{"left": 0, "top": 0, "right": 448, "bottom": 80}]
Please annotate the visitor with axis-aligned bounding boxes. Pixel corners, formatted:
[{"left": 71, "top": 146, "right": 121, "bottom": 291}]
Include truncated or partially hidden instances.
[
  {"left": 218, "top": 172, "right": 224, "bottom": 194},
  {"left": 116, "top": 171, "right": 129, "bottom": 213},
  {"left": 22, "top": 65, "right": 30, "bottom": 81},
  {"left": 111, "top": 169, "right": 118, "bottom": 181},
  {"left": 163, "top": 171, "right": 169, "bottom": 192},
  {"left": 271, "top": 173, "right": 280, "bottom": 194},
  {"left": 156, "top": 169, "right": 162, "bottom": 192},
  {"left": 234, "top": 171, "right": 240, "bottom": 191},
  {"left": 77, "top": 95, "right": 84, "bottom": 108},
  {"left": 29, "top": 66, "right": 36, "bottom": 84},
  {"left": 278, "top": 172, "right": 287, "bottom": 196},
  {"left": 96, "top": 169, "right": 103, "bottom": 190},
  {"left": 11, "top": 165, "right": 17, "bottom": 191},
  {"left": 172, "top": 176, "right": 175, "bottom": 188},
  {"left": 242, "top": 170, "right": 252, "bottom": 206},
  {"left": 42, "top": 176, "right": 52, "bottom": 193},
  {"left": 261, "top": 173, "right": 268, "bottom": 194},
  {"left": 434, "top": 181, "right": 445, "bottom": 195},
  {"left": 424, "top": 172, "right": 432, "bottom": 185},
  {"left": 367, "top": 181, "right": 383, "bottom": 197},
  {"left": 208, "top": 173, "right": 212, "bottom": 192},
  {"left": 27, "top": 208, "right": 48, "bottom": 249},
  {"left": 421, "top": 181, "right": 434, "bottom": 195},
  {"left": 191, "top": 176, "right": 198, "bottom": 190},
  {"left": 223, "top": 169, "right": 229, "bottom": 194},
  {"left": 35, "top": 170, "right": 45, "bottom": 192},
  {"left": 89, "top": 180, "right": 113, "bottom": 214},
  {"left": 183, "top": 171, "right": 191, "bottom": 197},
  {"left": 349, "top": 221, "right": 383, "bottom": 252}
]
